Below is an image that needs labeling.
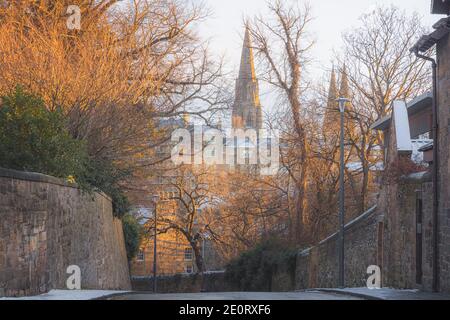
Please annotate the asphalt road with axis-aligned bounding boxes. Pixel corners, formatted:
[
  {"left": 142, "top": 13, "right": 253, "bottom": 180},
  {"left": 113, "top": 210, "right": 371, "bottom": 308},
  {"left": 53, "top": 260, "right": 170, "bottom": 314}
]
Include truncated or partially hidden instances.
[{"left": 108, "top": 291, "right": 362, "bottom": 300}]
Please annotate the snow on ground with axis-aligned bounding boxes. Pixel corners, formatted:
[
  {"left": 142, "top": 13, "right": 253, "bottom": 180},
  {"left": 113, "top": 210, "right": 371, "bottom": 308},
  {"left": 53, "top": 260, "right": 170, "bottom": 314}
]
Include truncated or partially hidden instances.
[{"left": 0, "top": 290, "right": 130, "bottom": 300}]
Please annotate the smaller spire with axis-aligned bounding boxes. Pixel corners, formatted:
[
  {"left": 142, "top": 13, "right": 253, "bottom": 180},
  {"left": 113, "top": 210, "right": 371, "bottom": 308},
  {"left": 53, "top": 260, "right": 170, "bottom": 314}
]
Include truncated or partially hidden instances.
[
  {"left": 322, "top": 65, "right": 340, "bottom": 138},
  {"left": 328, "top": 66, "right": 338, "bottom": 103},
  {"left": 339, "top": 64, "right": 350, "bottom": 99},
  {"left": 323, "top": 66, "right": 339, "bottom": 123}
]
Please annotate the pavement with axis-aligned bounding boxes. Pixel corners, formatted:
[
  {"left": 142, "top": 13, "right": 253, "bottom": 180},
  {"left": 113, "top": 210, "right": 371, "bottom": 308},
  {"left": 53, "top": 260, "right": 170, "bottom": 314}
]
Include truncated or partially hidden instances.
[
  {"left": 0, "top": 289, "right": 130, "bottom": 300},
  {"left": 316, "top": 287, "right": 450, "bottom": 300},
  {"left": 108, "top": 291, "right": 362, "bottom": 300},
  {"left": 2, "top": 288, "right": 450, "bottom": 300}
]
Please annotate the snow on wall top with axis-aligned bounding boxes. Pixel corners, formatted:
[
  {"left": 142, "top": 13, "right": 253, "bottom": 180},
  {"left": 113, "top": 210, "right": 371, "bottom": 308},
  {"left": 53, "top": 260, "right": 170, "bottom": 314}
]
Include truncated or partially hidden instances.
[{"left": 393, "top": 101, "right": 413, "bottom": 153}]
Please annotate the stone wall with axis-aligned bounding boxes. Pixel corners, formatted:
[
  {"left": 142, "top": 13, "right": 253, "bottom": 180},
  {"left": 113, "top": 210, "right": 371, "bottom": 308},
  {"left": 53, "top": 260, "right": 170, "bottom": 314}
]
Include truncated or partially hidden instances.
[
  {"left": 0, "top": 168, "right": 131, "bottom": 297},
  {"left": 295, "top": 206, "right": 379, "bottom": 289},
  {"left": 421, "top": 180, "right": 435, "bottom": 292},
  {"left": 378, "top": 174, "right": 424, "bottom": 289},
  {"left": 293, "top": 171, "right": 442, "bottom": 293},
  {"left": 437, "top": 31, "right": 450, "bottom": 294}
]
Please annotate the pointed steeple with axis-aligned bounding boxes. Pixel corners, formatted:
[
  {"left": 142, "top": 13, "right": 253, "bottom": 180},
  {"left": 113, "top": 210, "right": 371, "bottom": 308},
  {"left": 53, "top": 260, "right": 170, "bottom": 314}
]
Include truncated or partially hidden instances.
[
  {"left": 339, "top": 64, "right": 350, "bottom": 101},
  {"left": 323, "top": 66, "right": 339, "bottom": 131},
  {"left": 238, "top": 26, "right": 257, "bottom": 83},
  {"left": 232, "top": 24, "right": 262, "bottom": 129},
  {"left": 339, "top": 64, "right": 357, "bottom": 143},
  {"left": 327, "top": 66, "right": 338, "bottom": 110}
]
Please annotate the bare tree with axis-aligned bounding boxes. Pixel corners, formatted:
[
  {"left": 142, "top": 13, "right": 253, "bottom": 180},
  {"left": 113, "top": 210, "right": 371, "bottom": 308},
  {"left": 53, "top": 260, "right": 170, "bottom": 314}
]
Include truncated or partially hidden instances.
[
  {"left": 248, "top": 0, "right": 314, "bottom": 243},
  {"left": 336, "top": 5, "right": 431, "bottom": 212},
  {"left": 0, "top": 0, "right": 230, "bottom": 189},
  {"left": 148, "top": 165, "right": 222, "bottom": 272}
]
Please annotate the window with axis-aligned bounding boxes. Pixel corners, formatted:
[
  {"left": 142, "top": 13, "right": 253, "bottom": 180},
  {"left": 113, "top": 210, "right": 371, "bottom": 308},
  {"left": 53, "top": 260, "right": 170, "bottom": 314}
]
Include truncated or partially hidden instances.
[
  {"left": 184, "top": 247, "right": 193, "bottom": 261},
  {"left": 185, "top": 265, "right": 193, "bottom": 274},
  {"left": 137, "top": 250, "right": 144, "bottom": 261}
]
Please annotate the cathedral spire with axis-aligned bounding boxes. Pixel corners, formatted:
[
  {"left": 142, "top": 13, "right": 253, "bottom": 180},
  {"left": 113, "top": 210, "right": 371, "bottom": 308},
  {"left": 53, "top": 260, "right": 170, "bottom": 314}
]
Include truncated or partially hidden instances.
[
  {"left": 238, "top": 25, "right": 257, "bottom": 83},
  {"left": 339, "top": 64, "right": 356, "bottom": 140},
  {"left": 323, "top": 66, "right": 339, "bottom": 131},
  {"left": 232, "top": 25, "right": 262, "bottom": 129},
  {"left": 339, "top": 64, "right": 350, "bottom": 100}
]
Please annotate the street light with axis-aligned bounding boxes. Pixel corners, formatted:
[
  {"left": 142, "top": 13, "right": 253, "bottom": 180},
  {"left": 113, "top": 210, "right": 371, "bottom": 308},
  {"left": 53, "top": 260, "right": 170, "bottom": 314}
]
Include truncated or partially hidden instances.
[
  {"left": 151, "top": 194, "right": 160, "bottom": 293},
  {"left": 337, "top": 97, "right": 350, "bottom": 289}
]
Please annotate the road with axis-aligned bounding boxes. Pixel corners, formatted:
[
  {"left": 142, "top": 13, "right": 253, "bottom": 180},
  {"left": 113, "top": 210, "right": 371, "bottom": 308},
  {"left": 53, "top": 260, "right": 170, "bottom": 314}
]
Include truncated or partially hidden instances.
[{"left": 108, "top": 291, "right": 362, "bottom": 300}]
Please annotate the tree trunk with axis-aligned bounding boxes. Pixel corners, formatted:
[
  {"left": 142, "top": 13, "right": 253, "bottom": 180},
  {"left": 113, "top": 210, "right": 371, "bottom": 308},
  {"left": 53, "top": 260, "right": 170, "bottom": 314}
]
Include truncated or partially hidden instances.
[{"left": 192, "top": 242, "right": 204, "bottom": 273}]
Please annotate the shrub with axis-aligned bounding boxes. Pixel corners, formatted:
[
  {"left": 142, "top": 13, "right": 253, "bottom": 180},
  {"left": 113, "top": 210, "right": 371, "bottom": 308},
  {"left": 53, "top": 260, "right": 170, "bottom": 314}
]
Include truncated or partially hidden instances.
[
  {"left": 224, "top": 238, "right": 297, "bottom": 292},
  {"left": 0, "top": 86, "right": 88, "bottom": 179},
  {"left": 122, "top": 214, "right": 143, "bottom": 261},
  {"left": 80, "top": 157, "right": 131, "bottom": 218},
  {"left": 0, "top": 86, "right": 131, "bottom": 218}
]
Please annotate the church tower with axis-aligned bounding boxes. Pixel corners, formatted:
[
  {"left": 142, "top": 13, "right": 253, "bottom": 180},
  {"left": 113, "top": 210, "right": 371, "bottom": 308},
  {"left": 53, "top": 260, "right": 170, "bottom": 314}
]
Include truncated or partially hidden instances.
[{"left": 232, "top": 26, "right": 263, "bottom": 130}]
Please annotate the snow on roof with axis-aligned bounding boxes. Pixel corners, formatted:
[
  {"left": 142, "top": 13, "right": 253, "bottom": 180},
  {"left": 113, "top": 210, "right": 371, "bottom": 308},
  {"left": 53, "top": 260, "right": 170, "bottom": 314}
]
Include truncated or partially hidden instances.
[
  {"left": 393, "top": 101, "right": 413, "bottom": 153},
  {"left": 371, "top": 92, "right": 432, "bottom": 131},
  {"left": 411, "top": 139, "right": 433, "bottom": 164},
  {"left": 346, "top": 162, "right": 384, "bottom": 172}
]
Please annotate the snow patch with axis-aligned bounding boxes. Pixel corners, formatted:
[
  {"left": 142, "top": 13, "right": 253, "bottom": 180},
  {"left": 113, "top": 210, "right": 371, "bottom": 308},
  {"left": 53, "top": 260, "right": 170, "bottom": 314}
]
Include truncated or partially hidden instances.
[{"left": 393, "top": 101, "right": 412, "bottom": 152}]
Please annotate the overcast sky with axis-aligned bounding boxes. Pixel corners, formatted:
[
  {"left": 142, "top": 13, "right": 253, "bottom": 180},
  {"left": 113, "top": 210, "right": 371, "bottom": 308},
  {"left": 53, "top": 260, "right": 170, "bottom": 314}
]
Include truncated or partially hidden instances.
[{"left": 200, "top": 0, "right": 443, "bottom": 80}]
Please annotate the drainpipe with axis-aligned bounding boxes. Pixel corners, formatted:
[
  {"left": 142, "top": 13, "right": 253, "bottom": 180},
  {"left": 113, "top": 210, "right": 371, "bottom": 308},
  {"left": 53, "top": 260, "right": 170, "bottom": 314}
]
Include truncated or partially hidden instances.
[{"left": 413, "top": 49, "right": 439, "bottom": 292}]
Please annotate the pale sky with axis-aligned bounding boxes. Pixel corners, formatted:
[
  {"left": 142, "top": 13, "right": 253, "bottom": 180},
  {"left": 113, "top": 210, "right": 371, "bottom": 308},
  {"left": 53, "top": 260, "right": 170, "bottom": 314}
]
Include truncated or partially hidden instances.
[
  {"left": 200, "top": 0, "right": 443, "bottom": 80},
  {"left": 194, "top": 0, "right": 445, "bottom": 121}
]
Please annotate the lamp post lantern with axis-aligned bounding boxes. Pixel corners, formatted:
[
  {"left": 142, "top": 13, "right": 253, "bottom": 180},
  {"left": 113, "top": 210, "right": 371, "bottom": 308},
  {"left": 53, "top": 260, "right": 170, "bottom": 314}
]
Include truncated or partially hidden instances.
[
  {"left": 151, "top": 194, "right": 160, "bottom": 293},
  {"left": 337, "top": 97, "right": 350, "bottom": 289}
]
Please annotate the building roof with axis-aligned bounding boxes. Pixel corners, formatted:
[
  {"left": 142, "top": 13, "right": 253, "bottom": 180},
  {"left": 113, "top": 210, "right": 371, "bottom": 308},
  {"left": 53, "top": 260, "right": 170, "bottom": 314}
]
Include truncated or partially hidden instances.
[
  {"left": 411, "top": 16, "right": 450, "bottom": 53},
  {"left": 418, "top": 141, "right": 434, "bottom": 152},
  {"left": 370, "top": 92, "right": 432, "bottom": 131},
  {"left": 412, "top": 139, "right": 433, "bottom": 164}
]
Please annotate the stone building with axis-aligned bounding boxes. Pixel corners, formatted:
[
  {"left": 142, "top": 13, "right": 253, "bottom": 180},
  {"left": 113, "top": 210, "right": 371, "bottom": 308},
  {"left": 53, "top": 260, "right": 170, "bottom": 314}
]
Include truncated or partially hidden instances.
[{"left": 414, "top": 5, "right": 450, "bottom": 292}]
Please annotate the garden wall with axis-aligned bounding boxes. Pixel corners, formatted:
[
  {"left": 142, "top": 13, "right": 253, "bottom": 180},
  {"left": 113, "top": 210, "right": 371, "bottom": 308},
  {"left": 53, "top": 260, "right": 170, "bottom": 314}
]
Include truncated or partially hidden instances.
[
  {"left": 295, "top": 206, "right": 380, "bottom": 289},
  {"left": 0, "top": 168, "right": 131, "bottom": 297}
]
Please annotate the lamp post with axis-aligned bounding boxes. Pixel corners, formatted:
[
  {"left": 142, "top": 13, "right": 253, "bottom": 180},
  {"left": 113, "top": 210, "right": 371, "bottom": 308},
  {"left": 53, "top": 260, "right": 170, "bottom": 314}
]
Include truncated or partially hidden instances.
[
  {"left": 337, "top": 97, "right": 349, "bottom": 289},
  {"left": 151, "top": 194, "right": 160, "bottom": 293}
]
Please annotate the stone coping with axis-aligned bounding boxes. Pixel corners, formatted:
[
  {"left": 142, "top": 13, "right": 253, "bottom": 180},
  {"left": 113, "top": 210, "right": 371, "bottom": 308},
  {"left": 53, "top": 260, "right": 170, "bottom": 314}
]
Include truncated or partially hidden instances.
[
  {"left": 0, "top": 167, "right": 111, "bottom": 201},
  {"left": 403, "top": 170, "right": 432, "bottom": 183}
]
